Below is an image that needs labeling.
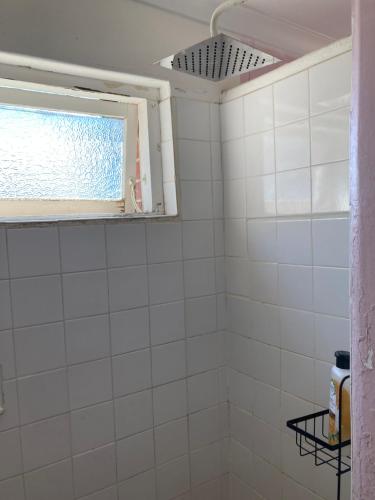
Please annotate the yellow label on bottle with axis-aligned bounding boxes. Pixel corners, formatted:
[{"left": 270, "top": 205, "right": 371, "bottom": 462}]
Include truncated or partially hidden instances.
[{"left": 328, "top": 378, "right": 350, "bottom": 445}]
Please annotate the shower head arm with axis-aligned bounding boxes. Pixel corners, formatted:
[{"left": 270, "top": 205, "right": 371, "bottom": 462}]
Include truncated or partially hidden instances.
[{"left": 210, "top": 0, "right": 248, "bottom": 37}]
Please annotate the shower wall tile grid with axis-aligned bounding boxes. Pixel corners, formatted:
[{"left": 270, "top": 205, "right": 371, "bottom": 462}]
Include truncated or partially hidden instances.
[
  {"left": 221, "top": 51, "right": 352, "bottom": 500},
  {"left": 0, "top": 98, "right": 230, "bottom": 500}
]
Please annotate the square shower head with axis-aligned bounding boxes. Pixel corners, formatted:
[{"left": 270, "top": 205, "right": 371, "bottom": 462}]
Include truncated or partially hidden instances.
[{"left": 157, "top": 33, "right": 279, "bottom": 82}]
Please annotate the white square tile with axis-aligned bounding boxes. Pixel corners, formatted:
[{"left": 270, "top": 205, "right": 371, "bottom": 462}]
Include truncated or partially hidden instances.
[
  {"left": 0, "top": 281, "right": 11, "bottom": 331},
  {"left": 66, "top": 315, "right": 110, "bottom": 364},
  {"left": 112, "top": 348, "right": 151, "bottom": 397},
  {"left": 68, "top": 358, "right": 112, "bottom": 410},
  {"left": 225, "top": 219, "right": 247, "bottom": 258},
  {"left": 155, "top": 417, "right": 188, "bottom": 464},
  {"left": 211, "top": 141, "right": 222, "bottom": 181},
  {"left": 177, "top": 140, "right": 211, "bottom": 181},
  {"left": 71, "top": 401, "right": 114, "bottom": 454},
  {"left": 116, "top": 429, "right": 154, "bottom": 481},
  {"left": 14, "top": 322, "right": 65, "bottom": 376},
  {"left": 220, "top": 98, "right": 244, "bottom": 141},
  {"left": 278, "top": 264, "right": 313, "bottom": 311},
  {"left": 0, "top": 429, "right": 22, "bottom": 480},
  {"left": 230, "top": 404, "right": 253, "bottom": 450},
  {"left": 11, "top": 275, "right": 63, "bottom": 328},
  {"left": 106, "top": 223, "right": 146, "bottom": 268},
  {"left": 311, "top": 108, "right": 350, "bottom": 165},
  {"left": 63, "top": 271, "right": 108, "bottom": 319},
  {"left": 275, "top": 120, "right": 310, "bottom": 172},
  {"left": 73, "top": 444, "right": 116, "bottom": 498},
  {"left": 210, "top": 103, "right": 221, "bottom": 141},
  {"left": 222, "top": 138, "right": 245, "bottom": 180},
  {"left": 188, "top": 370, "right": 220, "bottom": 413},
  {"left": 60, "top": 225, "right": 106, "bottom": 272},
  {"left": 78, "top": 486, "right": 118, "bottom": 500},
  {"left": 274, "top": 71, "right": 309, "bottom": 126},
  {"left": 186, "top": 295, "right": 216, "bottom": 337},
  {"left": 276, "top": 168, "right": 311, "bottom": 215},
  {"left": 244, "top": 86, "right": 274, "bottom": 135},
  {"left": 152, "top": 340, "right": 186, "bottom": 385},
  {"left": 180, "top": 181, "right": 213, "bottom": 220},
  {"left": 156, "top": 455, "right": 190, "bottom": 500},
  {"left": 314, "top": 360, "right": 332, "bottom": 408},
  {"left": 118, "top": 469, "right": 156, "bottom": 500},
  {"left": 213, "top": 180, "right": 224, "bottom": 219},
  {"left": 226, "top": 258, "right": 248, "bottom": 297},
  {"left": 312, "top": 218, "right": 349, "bottom": 267},
  {"left": 149, "top": 262, "right": 184, "bottom": 305},
  {"left": 146, "top": 222, "right": 182, "bottom": 263},
  {"left": 248, "top": 301, "right": 280, "bottom": 347},
  {"left": 150, "top": 301, "right": 185, "bottom": 346},
  {"left": 115, "top": 390, "right": 153, "bottom": 439},
  {"left": 153, "top": 380, "right": 187, "bottom": 425},
  {"left": 281, "top": 392, "right": 314, "bottom": 439},
  {"left": 226, "top": 295, "right": 249, "bottom": 336},
  {"left": 245, "top": 129, "right": 275, "bottom": 177},
  {"left": 310, "top": 52, "right": 351, "bottom": 115},
  {"left": 280, "top": 307, "right": 315, "bottom": 357},
  {"left": 227, "top": 333, "right": 252, "bottom": 376},
  {"left": 252, "top": 417, "right": 281, "bottom": 467},
  {"left": 246, "top": 174, "right": 276, "bottom": 218},
  {"left": 230, "top": 443, "right": 253, "bottom": 490},
  {"left": 224, "top": 179, "right": 246, "bottom": 219},
  {"left": 108, "top": 266, "right": 148, "bottom": 311},
  {"left": 312, "top": 161, "right": 349, "bottom": 214},
  {"left": 248, "top": 262, "right": 278, "bottom": 304},
  {"left": 247, "top": 220, "right": 277, "bottom": 262},
  {"left": 281, "top": 351, "right": 314, "bottom": 401},
  {"left": 110, "top": 307, "right": 149, "bottom": 355},
  {"left": 315, "top": 314, "right": 350, "bottom": 363},
  {"left": 187, "top": 332, "right": 223, "bottom": 375},
  {"left": 191, "top": 441, "right": 221, "bottom": 486},
  {"left": 0, "top": 476, "right": 25, "bottom": 500},
  {"left": 184, "top": 258, "right": 216, "bottom": 298},
  {"left": 18, "top": 369, "right": 69, "bottom": 424},
  {"left": 176, "top": 98, "right": 210, "bottom": 141},
  {"left": 21, "top": 415, "right": 70, "bottom": 471},
  {"left": 189, "top": 405, "right": 224, "bottom": 450},
  {"left": 0, "top": 330, "right": 15, "bottom": 379},
  {"left": 0, "top": 230, "right": 7, "bottom": 280},
  {"left": 252, "top": 341, "right": 280, "bottom": 388},
  {"left": 253, "top": 380, "right": 281, "bottom": 429},
  {"left": 183, "top": 220, "right": 214, "bottom": 259},
  {"left": 0, "top": 381, "right": 19, "bottom": 431},
  {"left": 277, "top": 219, "right": 312, "bottom": 265},
  {"left": 25, "top": 459, "right": 74, "bottom": 500},
  {"left": 7, "top": 227, "right": 59, "bottom": 278},
  {"left": 313, "top": 267, "right": 349, "bottom": 317},
  {"left": 193, "top": 478, "right": 221, "bottom": 500},
  {"left": 215, "top": 256, "right": 225, "bottom": 293},
  {"left": 227, "top": 370, "right": 253, "bottom": 413}
]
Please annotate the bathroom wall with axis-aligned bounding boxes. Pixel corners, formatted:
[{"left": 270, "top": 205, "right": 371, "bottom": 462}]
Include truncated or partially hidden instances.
[
  {"left": 0, "top": 97, "right": 229, "bottom": 500},
  {"left": 221, "top": 47, "right": 351, "bottom": 499}
]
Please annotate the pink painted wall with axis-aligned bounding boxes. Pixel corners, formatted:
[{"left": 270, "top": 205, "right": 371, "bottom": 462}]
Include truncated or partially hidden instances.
[{"left": 351, "top": 1, "right": 375, "bottom": 498}]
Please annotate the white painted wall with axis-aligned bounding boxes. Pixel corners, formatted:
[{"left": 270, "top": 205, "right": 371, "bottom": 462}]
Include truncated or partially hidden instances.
[
  {"left": 0, "top": 0, "right": 223, "bottom": 100},
  {"left": 221, "top": 46, "right": 351, "bottom": 500}
]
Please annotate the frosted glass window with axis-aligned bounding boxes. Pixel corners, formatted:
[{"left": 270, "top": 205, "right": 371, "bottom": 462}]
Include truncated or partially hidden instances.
[{"left": 0, "top": 105, "right": 125, "bottom": 200}]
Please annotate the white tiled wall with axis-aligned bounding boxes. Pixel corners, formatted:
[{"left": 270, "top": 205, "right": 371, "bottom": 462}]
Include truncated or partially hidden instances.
[
  {"left": 221, "top": 51, "right": 351, "bottom": 500},
  {"left": 0, "top": 97, "right": 229, "bottom": 500}
]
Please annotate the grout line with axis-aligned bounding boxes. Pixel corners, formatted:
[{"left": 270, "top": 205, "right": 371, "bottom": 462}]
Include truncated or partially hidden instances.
[
  {"left": 103, "top": 222, "right": 120, "bottom": 500},
  {"left": 56, "top": 226, "right": 77, "bottom": 500}
]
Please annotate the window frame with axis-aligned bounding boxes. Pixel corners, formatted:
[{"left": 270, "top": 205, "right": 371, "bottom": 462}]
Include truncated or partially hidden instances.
[{"left": 0, "top": 68, "right": 169, "bottom": 223}]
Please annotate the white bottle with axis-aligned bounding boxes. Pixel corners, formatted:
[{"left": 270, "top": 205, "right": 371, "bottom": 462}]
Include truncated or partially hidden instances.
[{"left": 328, "top": 351, "right": 350, "bottom": 446}]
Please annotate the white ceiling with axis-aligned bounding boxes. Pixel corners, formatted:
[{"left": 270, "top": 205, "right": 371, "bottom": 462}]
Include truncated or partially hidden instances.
[{"left": 135, "top": 0, "right": 351, "bottom": 59}]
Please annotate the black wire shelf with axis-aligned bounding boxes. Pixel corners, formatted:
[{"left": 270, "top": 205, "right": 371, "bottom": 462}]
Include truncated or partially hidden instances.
[{"left": 286, "top": 375, "right": 351, "bottom": 500}]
